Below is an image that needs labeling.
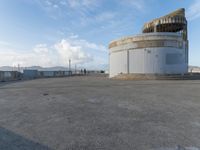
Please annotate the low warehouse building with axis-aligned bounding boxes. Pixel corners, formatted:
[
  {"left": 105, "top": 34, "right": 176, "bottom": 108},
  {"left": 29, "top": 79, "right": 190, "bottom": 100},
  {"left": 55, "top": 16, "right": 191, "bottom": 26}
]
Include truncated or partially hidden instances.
[
  {"left": 23, "top": 70, "right": 38, "bottom": 79},
  {"left": 109, "top": 8, "right": 189, "bottom": 78},
  {"left": 0, "top": 71, "right": 21, "bottom": 82}
]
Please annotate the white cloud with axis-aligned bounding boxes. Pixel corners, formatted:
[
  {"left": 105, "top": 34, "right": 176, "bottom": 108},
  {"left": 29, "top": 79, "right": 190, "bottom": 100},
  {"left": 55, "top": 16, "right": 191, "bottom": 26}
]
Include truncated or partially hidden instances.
[
  {"left": 0, "top": 37, "right": 107, "bottom": 68},
  {"left": 121, "top": 0, "right": 146, "bottom": 11},
  {"left": 67, "top": 37, "right": 107, "bottom": 52},
  {"left": 34, "top": 0, "right": 101, "bottom": 21},
  {"left": 33, "top": 44, "right": 49, "bottom": 53},
  {"left": 54, "top": 38, "right": 108, "bottom": 69},
  {"left": 0, "top": 45, "right": 54, "bottom": 67},
  {"left": 0, "top": 41, "right": 11, "bottom": 46},
  {"left": 95, "top": 12, "right": 117, "bottom": 22},
  {"left": 36, "top": 0, "right": 98, "bottom": 10},
  {"left": 129, "top": 1, "right": 145, "bottom": 10},
  {"left": 55, "top": 39, "right": 93, "bottom": 65},
  {"left": 69, "top": 34, "right": 79, "bottom": 39},
  {"left": 64, "top": 0, "right": 98, "bottom": 8},
  {"left": 187, "top": 0, "right": 200, "bottom": 20}
]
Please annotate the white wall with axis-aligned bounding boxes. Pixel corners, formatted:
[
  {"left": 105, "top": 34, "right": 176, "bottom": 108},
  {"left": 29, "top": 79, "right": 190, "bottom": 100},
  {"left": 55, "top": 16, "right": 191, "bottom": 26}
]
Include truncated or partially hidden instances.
[
  {"left": 109, "top": 47, "right": 188, "bottom": 78},
  {"left": 109, "top": 33, "right": 188, "bottom": 78},
  {"left": 109, "top": 51, "right": 128, "bottom": 77}
]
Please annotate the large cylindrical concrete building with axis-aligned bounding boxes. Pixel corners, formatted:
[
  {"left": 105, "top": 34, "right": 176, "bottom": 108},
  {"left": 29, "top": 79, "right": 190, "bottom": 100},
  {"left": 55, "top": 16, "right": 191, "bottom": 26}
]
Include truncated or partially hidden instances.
[{"left": 109, "top": 8, "right": 189, "bottom": 78}]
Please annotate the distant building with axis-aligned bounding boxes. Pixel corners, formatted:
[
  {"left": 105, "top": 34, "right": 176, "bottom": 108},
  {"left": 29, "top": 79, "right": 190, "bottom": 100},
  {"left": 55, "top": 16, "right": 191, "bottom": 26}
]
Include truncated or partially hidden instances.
[
  {"left": 0, "top": 71, "right": 21, "bottom": 81},
  {"left": 109, "top": 8, "right": 188, "bottom": 78},
  {"left": 23, "top": 70, "right": 38, "bottom": 79},
  {"left": 189, "top": 66, "right": 200, "bottom": 73},
  {"left": 23, "top": 70, "right": 73, "bottom": 79}
]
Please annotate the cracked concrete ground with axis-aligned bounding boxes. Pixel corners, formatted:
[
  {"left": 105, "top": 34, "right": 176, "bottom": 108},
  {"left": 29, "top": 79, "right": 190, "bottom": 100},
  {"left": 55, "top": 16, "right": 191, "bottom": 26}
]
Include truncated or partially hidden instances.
[{"left": 0, "top": 76, "right": 200, "bottom": 150}]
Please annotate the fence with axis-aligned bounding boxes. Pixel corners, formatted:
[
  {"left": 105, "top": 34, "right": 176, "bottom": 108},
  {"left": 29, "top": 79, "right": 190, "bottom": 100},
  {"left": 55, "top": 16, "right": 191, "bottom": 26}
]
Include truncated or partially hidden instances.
[{"left": 0, "top": 71, "right": 22, "bottom": 82}]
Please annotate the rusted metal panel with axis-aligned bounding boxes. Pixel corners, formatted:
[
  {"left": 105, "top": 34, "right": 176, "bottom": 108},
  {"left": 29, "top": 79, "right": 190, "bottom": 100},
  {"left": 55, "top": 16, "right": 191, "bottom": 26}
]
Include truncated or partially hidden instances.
[
  {"left": 109, "top": 33, "right": 184, "bottom": 49},
  {"left": 142, "top": 8, "right": 188, "bottom": 41}
]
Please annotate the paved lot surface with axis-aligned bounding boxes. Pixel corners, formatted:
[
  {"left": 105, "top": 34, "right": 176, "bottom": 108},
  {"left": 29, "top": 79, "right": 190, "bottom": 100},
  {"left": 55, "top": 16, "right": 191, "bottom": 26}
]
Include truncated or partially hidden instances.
[{"left": 0, "top": 76, "right": 200, "bottom": 150}]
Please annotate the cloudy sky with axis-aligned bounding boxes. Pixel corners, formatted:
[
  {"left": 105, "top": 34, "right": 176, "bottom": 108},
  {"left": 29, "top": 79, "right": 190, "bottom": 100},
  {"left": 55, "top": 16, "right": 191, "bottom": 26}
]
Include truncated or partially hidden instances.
[{"left": 0, "top": 0, "right": 200, "bottom": 69}]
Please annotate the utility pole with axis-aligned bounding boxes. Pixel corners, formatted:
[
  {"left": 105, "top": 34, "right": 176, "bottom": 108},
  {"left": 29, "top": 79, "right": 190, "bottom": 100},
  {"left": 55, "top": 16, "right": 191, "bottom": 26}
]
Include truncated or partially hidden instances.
[
  {"left": 75, "top": 64, "right": 77, "bottom": 74},
  {"left": 18, "top": 64, "right": 20, "bottom": 72},
  {"left": 69, "top": 59, "right": 71, "bottom": 75}
]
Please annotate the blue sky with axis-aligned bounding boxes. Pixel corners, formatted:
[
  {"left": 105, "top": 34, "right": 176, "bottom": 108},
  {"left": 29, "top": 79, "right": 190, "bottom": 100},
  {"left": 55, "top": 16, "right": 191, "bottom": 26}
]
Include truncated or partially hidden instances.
[{"left": 0, "top": 0, "right": 200, "bottom": 69}]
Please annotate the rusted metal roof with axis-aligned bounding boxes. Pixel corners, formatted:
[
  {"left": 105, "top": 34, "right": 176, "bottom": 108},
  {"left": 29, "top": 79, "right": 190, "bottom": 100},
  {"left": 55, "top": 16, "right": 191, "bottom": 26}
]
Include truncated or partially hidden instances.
[{"left": 142, "top": 8, "right": 187, "bottom": 40}]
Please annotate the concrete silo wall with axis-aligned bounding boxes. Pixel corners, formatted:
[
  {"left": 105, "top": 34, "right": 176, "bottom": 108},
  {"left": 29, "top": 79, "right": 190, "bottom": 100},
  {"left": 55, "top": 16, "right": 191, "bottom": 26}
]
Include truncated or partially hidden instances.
[{"left": 109, "top": 33, "right": 188, "bottom": 78}]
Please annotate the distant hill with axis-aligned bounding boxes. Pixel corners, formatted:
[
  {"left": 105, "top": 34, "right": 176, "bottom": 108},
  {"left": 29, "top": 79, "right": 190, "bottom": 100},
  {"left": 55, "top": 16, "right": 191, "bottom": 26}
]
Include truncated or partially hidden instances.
[
  {"left": 0, "top": 65, "right": 198, "bottom": 72},
  {"left": 0, "top": 65, "right": 108, "bottom": 72},
  {"left": 0, "top": 66, "right": 69, "bottom": 72},
  {"left": 0, "top": 66, "right": 13, "bottom": 71},
  {"left": 26, "top": 66, "right": 69, "bottom": 71}
]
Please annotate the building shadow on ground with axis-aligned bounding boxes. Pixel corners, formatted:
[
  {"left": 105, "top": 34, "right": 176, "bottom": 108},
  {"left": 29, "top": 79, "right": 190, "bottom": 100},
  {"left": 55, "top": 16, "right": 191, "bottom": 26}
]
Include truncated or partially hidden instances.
[{"left": 0, "top": 127, "right": 51, "bottom": 150}]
